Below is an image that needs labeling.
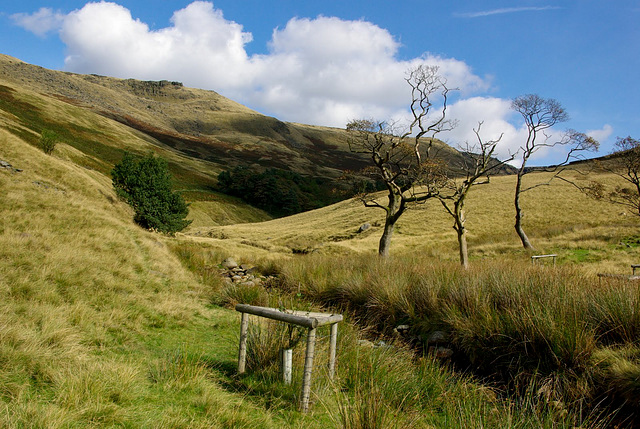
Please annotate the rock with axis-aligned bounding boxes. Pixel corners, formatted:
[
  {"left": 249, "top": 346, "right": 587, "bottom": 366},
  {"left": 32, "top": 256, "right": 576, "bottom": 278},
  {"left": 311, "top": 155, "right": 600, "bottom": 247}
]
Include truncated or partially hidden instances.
[
  {"left": 357, "top": 223, "right": 371, "bottom": 233},
  {"left": 395, "top": 324, "right": 410, "bottom": 332},
  {"left": 357, "top": 339, "right": 374, "bottom": 348},
  {"left": 232, "top": 275, "right": 243, "bottom": 282},
  {"left": 222, "top": 258, "right": 238, "bottom": 269},
  {"left": 427, "top": 330, "right": 448, "bottom": 344},
  {"left": 432, "top": 347, "right": 453, "bottom": 359}
]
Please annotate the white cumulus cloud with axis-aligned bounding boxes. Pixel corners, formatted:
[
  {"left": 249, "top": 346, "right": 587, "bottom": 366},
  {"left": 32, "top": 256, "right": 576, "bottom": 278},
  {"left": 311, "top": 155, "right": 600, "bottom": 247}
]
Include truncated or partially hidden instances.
[
  {"left": 439, "top": 96, "right": 533, "bottom": 165},
  {"left": 586, "top": 124, "right": 613, "bottom": 145},
  {"left": 11, "top": 7, "right": 65, "bottom": 37},
  {"left": 60, "top": 1, "right": 254, "bottom": 89},
  {"left": 13, "top": 1, "right": 526, "bottom": 160}
]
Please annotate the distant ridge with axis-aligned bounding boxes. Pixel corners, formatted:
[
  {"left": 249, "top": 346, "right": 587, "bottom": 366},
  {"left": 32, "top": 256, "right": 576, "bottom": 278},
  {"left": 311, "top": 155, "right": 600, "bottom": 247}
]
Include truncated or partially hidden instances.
[{"left": 0, "top": 53, "right": 375, "bottom": 178}]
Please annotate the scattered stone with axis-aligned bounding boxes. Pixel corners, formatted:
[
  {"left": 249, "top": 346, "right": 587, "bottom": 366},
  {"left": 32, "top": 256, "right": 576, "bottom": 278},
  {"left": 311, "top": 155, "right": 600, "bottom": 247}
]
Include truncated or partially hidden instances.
[
  {"left": 0, "top": 159, "right": 22, "bottom": 173},
  {"left": 218, "top": 258, "right": 274, "bottom": 290},
  {"left": 222, "top": 257, "right": 238, "bottom": 269},
  {"left": 32, "top": 180, "right": 65, "bottom": 193},
  {"left": 357, "top": 339, "right": 374, "bottom": 348},
  {"left": 427, "top": 330, "right": 448, "bottom": 344},
  {"left": 357, "top": 223, "right": 371, "bottom": 233}
]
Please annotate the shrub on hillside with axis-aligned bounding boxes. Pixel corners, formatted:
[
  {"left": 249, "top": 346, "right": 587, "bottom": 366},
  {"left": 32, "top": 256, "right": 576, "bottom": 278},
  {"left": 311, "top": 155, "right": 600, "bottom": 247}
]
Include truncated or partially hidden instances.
[
  {"left": 112, "top": 152, "right": 191, "bottom": 234},
  {"left": 217, "top": 166, "right": 344, "bottom": 216},
  {"left": 39, "top": 129, "right": 58, "bottom": 155}
]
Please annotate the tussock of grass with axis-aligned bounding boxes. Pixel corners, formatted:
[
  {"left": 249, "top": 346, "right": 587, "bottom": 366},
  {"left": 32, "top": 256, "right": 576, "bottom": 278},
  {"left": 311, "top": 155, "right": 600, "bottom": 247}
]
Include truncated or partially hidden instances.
[{"left": 273, "top": 253, "right": 638, "bottom": 423}]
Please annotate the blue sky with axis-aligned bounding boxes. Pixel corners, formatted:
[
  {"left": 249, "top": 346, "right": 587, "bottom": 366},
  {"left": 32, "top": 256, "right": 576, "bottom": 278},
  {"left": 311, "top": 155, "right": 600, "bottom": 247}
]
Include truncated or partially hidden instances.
[{"left": 1, "top": 1, "right": 638, "bottom": 165}]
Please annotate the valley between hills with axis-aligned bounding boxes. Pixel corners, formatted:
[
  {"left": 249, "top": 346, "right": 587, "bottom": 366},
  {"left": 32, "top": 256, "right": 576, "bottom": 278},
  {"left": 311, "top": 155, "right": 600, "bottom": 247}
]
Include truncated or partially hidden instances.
[{"left": 1, "top": 54, "right": 639, "bottom": 427}]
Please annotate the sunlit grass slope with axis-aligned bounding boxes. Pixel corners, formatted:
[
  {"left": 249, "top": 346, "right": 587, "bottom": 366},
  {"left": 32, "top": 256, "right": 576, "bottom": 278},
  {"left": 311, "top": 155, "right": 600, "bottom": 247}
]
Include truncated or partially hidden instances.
[
  {"left": 1, "top": 127, "right": 602, "bottom": 428},
  {"left": 0, "top": 72, "right": 271, "bottom": 226},
  {"left": 0, "top": 131, "right": 290, "bottom": 427},
  {"left": 190, "top": 169, "right": 639, "bottom": 273}
]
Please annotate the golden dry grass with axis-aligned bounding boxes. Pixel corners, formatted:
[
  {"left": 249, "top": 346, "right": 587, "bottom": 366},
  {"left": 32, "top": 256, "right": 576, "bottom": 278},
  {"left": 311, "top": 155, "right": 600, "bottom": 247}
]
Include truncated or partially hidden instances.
[
  {"left": 185, "top": 168, "right": 639, "bottom": 276},
  {"left": 1, "top": 54, "right": 638, "bottom": 427},
  {"left": 0, "top": 130, "right": 296, "bottom": 427}
]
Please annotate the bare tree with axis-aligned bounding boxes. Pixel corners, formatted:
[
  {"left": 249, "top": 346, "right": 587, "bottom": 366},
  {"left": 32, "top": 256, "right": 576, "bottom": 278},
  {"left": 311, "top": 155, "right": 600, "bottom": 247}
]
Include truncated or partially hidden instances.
[
  {"left": 347, "top": 65, "right": 455, "bottom": 257},
  {"left": 511, "top": 94, "right": 598, "bottom": 249},
  {"left": 585, "top": 136, "right": 640, "bottom": 216},
  {"left": 439, "top": 122, "right": 512, "bottom": 268}
]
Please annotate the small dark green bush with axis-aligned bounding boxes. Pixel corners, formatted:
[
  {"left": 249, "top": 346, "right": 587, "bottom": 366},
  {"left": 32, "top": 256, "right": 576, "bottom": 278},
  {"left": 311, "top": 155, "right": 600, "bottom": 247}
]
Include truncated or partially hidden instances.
[
  {"left": 217, "top": 166, "right": 345, "bottom": 217},
  {"left": 39, "top": 129, "right": 58, "bottom": 155},
  {"left": 112, "top": 152, "right": 192, "bottom": 234}
]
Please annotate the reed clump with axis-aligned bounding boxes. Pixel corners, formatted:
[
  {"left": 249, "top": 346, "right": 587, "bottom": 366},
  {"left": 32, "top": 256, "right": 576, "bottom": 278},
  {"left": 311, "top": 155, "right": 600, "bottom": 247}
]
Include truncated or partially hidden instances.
[{"left": 276, "top": 253, "right": 640, "bottom": 421}]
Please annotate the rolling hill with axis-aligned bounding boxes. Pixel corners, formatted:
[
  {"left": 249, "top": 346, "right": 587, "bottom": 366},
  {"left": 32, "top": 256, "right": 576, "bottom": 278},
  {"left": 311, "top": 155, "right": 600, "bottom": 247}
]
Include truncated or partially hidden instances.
[
  {"left": 2, "top": 53, "right": 640, "bottom": 427},
  {"left": 0, "top": 54, "right": 513, "bottom": 200},
  {"left": 0, "top": 54, "right": 451, "bottom": 178}
]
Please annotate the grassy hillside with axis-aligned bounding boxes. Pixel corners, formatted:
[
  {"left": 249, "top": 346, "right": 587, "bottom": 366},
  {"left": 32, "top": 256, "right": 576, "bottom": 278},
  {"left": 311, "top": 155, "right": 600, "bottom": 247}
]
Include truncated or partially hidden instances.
[
  {"left": 0, "top": 129, "right": 287, "bottom": 427},
  {"left": 0, "top": 54, "right": 493, "bottom": 183},
  {"left": 189, "top": 168, "right": 639, "bottom": 274},
  {"left": 3, "top": 128, "right": 607, "bottom": 428},
  {"left": 2, "top": 54, "right": 639, "bottom": 427}
]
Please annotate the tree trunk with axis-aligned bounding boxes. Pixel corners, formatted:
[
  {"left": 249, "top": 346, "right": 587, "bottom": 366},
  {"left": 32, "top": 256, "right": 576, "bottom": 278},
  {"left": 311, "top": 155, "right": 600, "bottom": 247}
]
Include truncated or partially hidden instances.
[
  {"left": 457, "top": 226, "right": 469, "bottom": 269},
  {"left": 514, "top": 172, "right": 535, "bottom": 250},
  {"left": 454, "top": 205, "right": 469, "bottom": 269},
  {"left": 378, "top": 191, "right": 404, "bottom": 258},
  {"left": 378, "top": 217, "right": 395, "bottom": 258}
]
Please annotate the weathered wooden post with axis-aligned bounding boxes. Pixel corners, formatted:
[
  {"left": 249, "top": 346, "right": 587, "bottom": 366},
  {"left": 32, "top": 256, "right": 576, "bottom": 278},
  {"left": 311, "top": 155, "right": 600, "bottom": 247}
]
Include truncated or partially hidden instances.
[
  {"left": 328, "top": 322, "right": 338, "bottom": 380},
  {"left": 280, "top": 348, "right": 293, "bottom": 385},
  {"left": 237, "top": 311, "right": 249, "bottom": 374},
  {"left": 300, "top": 327, "right": 317, "bottom": 412}
]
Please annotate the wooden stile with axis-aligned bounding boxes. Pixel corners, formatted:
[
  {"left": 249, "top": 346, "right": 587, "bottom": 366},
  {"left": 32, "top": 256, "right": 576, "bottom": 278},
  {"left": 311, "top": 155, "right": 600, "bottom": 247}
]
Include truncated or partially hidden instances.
[{"left": 235, "top": 304, "right": 342, "bottom": 412}]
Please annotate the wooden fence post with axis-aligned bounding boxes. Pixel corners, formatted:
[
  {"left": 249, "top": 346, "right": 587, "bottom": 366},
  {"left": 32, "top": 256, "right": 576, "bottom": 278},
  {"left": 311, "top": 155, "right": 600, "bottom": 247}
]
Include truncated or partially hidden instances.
[
  {"left": 328, "top": 323, "right": 338, "bottom": 380},
  {"left": 300, "top": 327, "right": 317, "bottom": 412},
  {"left": 237, "top": 312, "right": 249, "bottom": 374},
  {"left": 280, "top": 348, "right": 293, "bottom": 385}
]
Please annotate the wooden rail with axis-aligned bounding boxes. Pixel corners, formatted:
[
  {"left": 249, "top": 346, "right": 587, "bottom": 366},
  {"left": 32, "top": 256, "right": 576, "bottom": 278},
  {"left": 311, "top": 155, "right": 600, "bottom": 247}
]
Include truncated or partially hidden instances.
[
  {"left": 531, "top": 254, "right": 557, "bottom": 265},
  {"left": 235, "top": 304, "right": 343, "bottom": 413}
]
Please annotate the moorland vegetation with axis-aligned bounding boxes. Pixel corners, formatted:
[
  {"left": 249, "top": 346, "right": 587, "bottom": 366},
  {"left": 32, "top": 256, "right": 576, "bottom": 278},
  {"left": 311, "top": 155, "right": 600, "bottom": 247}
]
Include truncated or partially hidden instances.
[{"left": 1, "top": 54, "right": 639, "bottom": 427}]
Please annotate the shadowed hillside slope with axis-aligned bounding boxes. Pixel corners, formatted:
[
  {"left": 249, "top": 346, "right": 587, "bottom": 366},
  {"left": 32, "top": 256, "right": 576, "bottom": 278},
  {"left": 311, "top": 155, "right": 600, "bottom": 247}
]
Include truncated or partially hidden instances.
[{"left": 0, "top": 54, "right": 507, "bottom": 184}]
